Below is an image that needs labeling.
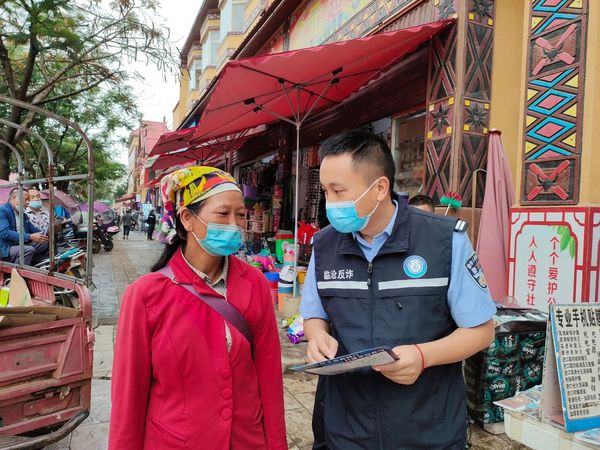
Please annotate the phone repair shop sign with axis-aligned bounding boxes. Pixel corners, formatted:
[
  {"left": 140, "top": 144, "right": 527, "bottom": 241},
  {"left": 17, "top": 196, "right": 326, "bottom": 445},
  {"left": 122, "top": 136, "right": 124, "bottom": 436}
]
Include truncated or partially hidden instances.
[
  {"left": 543, "top": 304, "right": 600, "bottom": 432},
  {"left": 508, "top": 209, "right": 585, "bottom": 313}
]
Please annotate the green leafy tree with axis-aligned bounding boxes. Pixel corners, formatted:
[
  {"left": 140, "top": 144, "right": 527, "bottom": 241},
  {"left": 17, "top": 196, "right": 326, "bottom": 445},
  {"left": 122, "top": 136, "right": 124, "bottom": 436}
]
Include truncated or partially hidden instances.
[
  {"left": 17, "top": 84, "right": 136, "bottom": 200},
  {"left": 0, "top": 0, "right": 174, "bottom": 182},
  {"left": 113, "top": 180, "right": 129, "bottom": 200}
]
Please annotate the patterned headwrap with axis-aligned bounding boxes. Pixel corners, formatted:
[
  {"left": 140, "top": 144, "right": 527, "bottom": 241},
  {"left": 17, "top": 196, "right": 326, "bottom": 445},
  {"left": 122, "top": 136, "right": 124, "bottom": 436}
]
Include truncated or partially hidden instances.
[{"left": 160, "top": 166, "right": 241, "bottom": 213}]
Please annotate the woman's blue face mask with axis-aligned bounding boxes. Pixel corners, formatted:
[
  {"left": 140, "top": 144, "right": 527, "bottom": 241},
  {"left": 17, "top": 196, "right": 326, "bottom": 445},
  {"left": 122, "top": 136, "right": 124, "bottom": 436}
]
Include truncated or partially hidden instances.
[
  {"left": 191, "top": 213, "right": 243, "bottom": 257},
  {"left": 325, "top": 179, "right": 382, "bottom": 233}
]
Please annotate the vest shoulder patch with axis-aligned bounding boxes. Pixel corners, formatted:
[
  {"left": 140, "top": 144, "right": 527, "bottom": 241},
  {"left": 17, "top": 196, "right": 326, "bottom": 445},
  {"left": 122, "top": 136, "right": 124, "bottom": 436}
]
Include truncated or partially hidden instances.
[
  {"left": 465, "top": 253, "right": 488, "bottom": 290},
  {"left": 454, "top": 220, "right": 469, "bottom": 233}
]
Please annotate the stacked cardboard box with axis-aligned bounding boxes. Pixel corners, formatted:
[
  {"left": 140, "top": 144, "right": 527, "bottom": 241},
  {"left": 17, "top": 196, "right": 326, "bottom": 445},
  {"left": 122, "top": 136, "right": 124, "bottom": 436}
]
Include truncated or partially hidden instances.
[{"left": 464, "top": 309, "right": 547, "bottom": 426}]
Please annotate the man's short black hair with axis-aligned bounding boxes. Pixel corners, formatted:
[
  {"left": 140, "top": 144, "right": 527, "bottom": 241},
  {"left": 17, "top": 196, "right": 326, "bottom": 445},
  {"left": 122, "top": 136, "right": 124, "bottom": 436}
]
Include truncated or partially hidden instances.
[
  {"left": 9, "top": 188, "right": 19, "bottom": 199},
  {"left": 319, "top": 129, "right": 395, "bottom": 198},
  {"left": 408, "top": 194, "right": 435, "bottom": 209}
]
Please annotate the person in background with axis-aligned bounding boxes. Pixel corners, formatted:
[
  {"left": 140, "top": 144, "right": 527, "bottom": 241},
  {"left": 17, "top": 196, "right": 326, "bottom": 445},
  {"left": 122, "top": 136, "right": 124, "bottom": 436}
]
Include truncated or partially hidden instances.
[
  {"left": 131, "top": 210, "right": 140, "bottom": 231},
  {"left": 145, "top": 208, "right": 157, "bottom": 241},
  {"left": 408, "top": 194, "right": 435, "bottom": 213},
  {"left": 0, "top": 189, "right": 49, "bottom": 265},
  {"left": 109, "top": 166, "right": 287, "bottom": 450},
  {"left": 301, "top": 130, "right": 495, "bottom": 449},
  {"left": 157, "top": 203, "right": 176, "bottom": 244},
  {"left": 26, "top": 188, "right": 50, "bottom": 234},
  {"left": 54, "top": 204, "right": 71, "bottom": 222},
  {"left": 121, "top": 209, "right": 133, "bottom": 240}
]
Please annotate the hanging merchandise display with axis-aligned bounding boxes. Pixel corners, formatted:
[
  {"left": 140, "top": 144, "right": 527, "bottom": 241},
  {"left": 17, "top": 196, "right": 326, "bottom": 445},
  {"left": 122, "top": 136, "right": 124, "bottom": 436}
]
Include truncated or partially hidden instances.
[
  {"left": 304, "top": 168, "right": 322, "bottom": 224},
  {"left": 238, "top": 156, "right": 278, "bottom": 254}
]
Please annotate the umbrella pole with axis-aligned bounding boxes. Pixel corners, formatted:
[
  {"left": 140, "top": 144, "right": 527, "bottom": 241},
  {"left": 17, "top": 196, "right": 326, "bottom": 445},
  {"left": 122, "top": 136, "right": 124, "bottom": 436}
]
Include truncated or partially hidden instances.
[
  {"left": 471, "top": 169, "right": 486, "bottom": 244},
  {"left": 293, "top": 123, "right": 300, "bottom": 297},
  {"left": 471, "top": 173, "right": 477, "bottom": 243}
]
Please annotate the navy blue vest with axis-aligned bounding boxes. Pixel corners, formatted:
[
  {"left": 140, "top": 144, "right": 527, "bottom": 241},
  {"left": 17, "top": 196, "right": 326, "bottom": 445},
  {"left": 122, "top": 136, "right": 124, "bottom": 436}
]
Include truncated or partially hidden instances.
[{"left": 313, "top": 195, "right": 466, "bottom": 449}]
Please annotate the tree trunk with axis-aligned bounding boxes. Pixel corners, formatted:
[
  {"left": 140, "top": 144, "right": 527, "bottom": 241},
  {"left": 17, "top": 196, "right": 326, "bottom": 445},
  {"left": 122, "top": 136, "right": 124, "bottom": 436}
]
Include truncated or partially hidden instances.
[
  {"left": 0, "top": 102, "right": 26, "bottom": 179},
  {"left": 0, "top": 144, "right": 9, "bottom": 180}
]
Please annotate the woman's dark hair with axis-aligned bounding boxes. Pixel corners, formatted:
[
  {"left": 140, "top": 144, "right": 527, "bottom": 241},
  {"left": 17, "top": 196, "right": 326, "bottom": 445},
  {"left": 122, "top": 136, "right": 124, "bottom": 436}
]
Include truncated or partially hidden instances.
[
  {"left": 319, "top": 129, "right": 395, "bottom": 198},
  {"left": 151, "top": 201, "right": 204, "bottom": 272}
]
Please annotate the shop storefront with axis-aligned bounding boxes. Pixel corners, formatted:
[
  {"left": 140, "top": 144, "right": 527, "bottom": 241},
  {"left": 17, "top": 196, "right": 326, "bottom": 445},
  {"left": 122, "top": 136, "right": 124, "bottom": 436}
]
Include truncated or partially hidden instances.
[{"left": 150, "top": 0, "right": 600, "bottom": 444}]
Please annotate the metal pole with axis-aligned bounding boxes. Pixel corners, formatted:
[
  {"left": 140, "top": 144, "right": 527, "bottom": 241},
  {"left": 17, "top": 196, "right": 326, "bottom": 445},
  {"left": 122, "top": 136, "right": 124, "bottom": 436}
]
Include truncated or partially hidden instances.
[
  {"left": 17, "top": 181, "right": 25, "bottom": 266},
  {"left": 293, "top": 123, "right": 300, "bottom": 297},
  {"left": 0, "top": 95, "right": 96, "bottom": 286},
  {"left": 0, "top": 174, "right": 88, "bottom": 190}
]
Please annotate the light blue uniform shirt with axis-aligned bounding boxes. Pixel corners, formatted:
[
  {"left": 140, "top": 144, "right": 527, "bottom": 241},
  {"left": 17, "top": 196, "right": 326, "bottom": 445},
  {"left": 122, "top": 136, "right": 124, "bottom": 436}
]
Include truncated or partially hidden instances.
[{"left": 300, "top": 203, "right": 496, "bottom": 328}]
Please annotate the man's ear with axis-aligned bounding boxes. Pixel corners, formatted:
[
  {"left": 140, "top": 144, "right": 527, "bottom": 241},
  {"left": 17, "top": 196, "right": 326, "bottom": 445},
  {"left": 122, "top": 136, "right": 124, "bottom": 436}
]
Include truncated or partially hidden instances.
[{"left": 376, "top": 176, "right": 390, "bottom": 201}]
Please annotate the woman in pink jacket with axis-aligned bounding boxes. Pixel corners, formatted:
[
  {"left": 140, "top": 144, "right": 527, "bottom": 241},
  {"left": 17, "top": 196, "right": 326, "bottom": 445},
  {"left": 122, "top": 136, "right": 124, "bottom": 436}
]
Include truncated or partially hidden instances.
[{"left": 109, "top": 167, "right": 287, "bottom": 450}]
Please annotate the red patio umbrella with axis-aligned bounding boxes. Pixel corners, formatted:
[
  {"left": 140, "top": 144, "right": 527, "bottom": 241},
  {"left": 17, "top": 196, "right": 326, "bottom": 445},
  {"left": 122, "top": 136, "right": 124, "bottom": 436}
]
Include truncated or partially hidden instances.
[
  {"left": 476, "top": 130, "right": 515, "bottom": 303},
  {"left": 191, "top": 20, "right": 454, "bottom": 143},
  {"left": 150, "top": 128, "right": 262, "bottom": 172},
  {"left": 150, "top": 146, "right": 222, "bottom": 171},
  {"left": 189, "top": 20, "right": 454, "bottom": 280},
  {"left": 149, "top": 127, "right": 197, "bottom": 156}
]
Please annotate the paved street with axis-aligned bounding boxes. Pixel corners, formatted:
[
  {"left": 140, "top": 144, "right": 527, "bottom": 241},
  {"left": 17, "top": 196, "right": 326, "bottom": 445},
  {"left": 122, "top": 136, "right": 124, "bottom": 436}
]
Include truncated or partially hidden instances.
[{"left": 44, "top": 231, "right": 527, "bottom": 450}]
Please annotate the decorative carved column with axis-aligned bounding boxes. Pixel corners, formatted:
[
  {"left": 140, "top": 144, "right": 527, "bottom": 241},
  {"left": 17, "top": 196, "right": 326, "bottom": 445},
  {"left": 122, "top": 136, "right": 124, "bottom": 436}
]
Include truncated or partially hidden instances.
[
  {"left": 424, "top": 0, "right": 495, "bottom": 207},
  {"left": 521, "top": 0, "right": 588, "bottom": 205}
]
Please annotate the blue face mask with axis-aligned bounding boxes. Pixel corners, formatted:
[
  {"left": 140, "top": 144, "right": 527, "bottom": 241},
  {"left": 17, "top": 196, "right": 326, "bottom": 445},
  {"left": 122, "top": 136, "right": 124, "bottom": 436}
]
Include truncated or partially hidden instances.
[
  {"left": 325, "top": 179, "right": 381, "bottom": 233},
  {"left": 192, "top": 214, "right": 243, "bottom": 257},
  {"left": 29, "top": 200, "right": 42, "bottom": 209}
]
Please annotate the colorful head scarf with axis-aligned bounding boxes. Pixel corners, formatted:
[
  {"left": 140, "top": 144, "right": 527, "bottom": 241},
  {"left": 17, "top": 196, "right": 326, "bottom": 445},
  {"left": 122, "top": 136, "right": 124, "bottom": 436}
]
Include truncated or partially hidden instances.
[{"left": 160, "top": 166, "right": 241, "bottom": 213}]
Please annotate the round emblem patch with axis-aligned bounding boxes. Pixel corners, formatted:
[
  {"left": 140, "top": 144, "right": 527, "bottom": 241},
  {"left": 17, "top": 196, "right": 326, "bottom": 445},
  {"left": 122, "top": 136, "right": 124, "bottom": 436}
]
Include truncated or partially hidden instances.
[{"left": 403, "top": 255, "right": 427, "bottom": 279}]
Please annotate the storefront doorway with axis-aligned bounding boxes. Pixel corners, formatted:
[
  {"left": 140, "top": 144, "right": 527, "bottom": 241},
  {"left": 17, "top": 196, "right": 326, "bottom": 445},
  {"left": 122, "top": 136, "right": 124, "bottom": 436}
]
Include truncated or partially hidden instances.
[{"left": 391, "top": 111, "right": 426, "bottom": 198}]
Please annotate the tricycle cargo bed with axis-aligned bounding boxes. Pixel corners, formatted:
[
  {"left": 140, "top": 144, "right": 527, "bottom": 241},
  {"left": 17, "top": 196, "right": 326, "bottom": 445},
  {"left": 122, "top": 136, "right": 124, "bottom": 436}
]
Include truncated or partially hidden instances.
[{"left": 0, "top": 266, "right": 94, "bottom": 442}]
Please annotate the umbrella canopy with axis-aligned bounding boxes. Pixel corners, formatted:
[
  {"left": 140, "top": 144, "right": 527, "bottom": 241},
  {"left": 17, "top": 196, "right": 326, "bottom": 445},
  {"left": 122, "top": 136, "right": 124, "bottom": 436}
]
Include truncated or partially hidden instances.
[
  {"left": 81, "top": 201, "right": 115, "bottom": 227},
  {"left": 80, "top": 201, "right": 112, "bottom": 213},
  {"left": 149, "top": 127, "right": 197, "bottom": 156},
  {"left": 150, "top": 146, "right": 222, "bottom": 171},
  {"left": 476, "top": 130, "right": 515, "bottom": 303},
  {"left": 40, "top": 189, "right": 79, "bottom": 210},
  {"left": 149, "top": 130, "right": 260, "bottom": 172},
  {"left": 191, "top": 20, "right": 453, "bottom": 142}
]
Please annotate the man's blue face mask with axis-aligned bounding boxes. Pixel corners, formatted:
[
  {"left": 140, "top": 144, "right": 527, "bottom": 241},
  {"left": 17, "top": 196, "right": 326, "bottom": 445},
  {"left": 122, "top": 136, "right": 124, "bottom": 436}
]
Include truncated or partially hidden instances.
[
  {"left": 191, "top": 212, "right": 243, "bottom": 257},
  {"left": 325, "top": 178, "right": 382, "bottom": 234}
]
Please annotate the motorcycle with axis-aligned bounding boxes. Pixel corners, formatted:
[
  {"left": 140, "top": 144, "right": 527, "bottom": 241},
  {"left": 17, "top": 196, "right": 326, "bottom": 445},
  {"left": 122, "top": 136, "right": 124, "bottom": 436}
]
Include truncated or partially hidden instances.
[{"left": 92, "top": 220, "right": 114, "bottom": 253}]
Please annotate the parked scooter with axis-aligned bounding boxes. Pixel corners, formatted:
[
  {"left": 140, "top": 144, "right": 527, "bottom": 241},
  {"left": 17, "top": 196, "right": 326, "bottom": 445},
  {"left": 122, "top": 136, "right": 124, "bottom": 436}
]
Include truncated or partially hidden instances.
[
  {"left": 34, "top": 247, "right": 87, "bottom": 279},
  {"left": 106, "top": 225, "right": 120, "bottom": 238},
  {"left": 93, "top": 220, "right": 114, "bottom": 253}
]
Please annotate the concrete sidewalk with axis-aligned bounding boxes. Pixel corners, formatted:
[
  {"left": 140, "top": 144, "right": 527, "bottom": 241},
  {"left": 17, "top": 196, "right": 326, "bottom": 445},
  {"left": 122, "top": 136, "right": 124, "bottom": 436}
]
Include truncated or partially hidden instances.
[{"left": 44, "top": 232, "right": 527, "bottom": 449}]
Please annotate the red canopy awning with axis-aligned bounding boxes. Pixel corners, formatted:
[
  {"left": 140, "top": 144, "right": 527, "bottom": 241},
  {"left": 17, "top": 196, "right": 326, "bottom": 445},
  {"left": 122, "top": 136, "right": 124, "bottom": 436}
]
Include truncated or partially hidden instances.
[
  {"left": 150, "top": 146, "right": 223, "bottom": 171},
  {"left": 149, "top": 127, "right": 197, "bottom": 156},
  {"left": 150, "top": 128, "right": 263, "bottom": 172},
  {"left": 191, "top": 20, "right": 454, "bottom": 142}
]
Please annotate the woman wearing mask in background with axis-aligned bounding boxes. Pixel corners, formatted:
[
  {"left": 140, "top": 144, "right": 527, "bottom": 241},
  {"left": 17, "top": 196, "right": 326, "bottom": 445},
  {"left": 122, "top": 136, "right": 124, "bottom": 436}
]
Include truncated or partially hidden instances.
[
  {"left": 25, "top": 189, "right": 50, "bottom": 235},
  {"left": 108, "top": 166, "right": 287, "bottom": 450}
]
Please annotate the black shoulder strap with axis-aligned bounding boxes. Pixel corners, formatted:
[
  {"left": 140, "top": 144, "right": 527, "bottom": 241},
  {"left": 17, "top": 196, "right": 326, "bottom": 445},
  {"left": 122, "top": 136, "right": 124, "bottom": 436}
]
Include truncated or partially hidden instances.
[{"left": 158, "top": 266, "right": 254, "bottom": 347}]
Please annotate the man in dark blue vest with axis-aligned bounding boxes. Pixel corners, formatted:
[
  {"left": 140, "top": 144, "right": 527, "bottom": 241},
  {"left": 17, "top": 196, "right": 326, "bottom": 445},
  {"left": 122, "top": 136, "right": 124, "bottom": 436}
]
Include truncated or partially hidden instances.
[{"left": 300, "top": 130, "right": 496, "bottom": 450}]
